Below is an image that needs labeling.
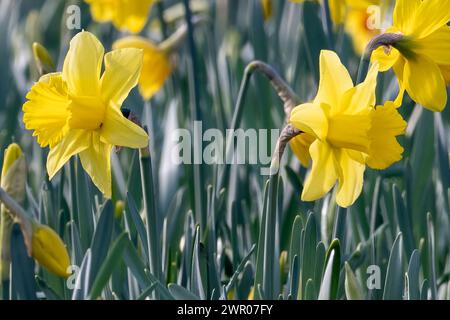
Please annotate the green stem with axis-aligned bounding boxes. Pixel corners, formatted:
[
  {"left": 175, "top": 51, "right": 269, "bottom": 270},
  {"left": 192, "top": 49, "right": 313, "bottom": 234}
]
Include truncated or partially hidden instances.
[
  {"left": 139, "top": 147, "right": 162, "bottom": 296},
  {"left": 183, "top": 0, "right": 205, "bottom": 231},
  {"left": 216, "top": 61, "right": 299, "bottom": 198},
  {"left": 322, "top": 0, "right": 334, "bottom": 49}
]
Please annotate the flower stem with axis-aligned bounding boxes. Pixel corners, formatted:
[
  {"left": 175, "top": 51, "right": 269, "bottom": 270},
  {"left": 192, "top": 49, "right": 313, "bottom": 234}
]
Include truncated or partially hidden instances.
[
  {"left": 0, "top": 187, "right": 32, "bottom": 255},
  {"left": 322, "top": 0, "right": 335, "bottom": 49},
  {"left": 216, "top": 61, "right": 299, "bottom": 197},
  {"left": 183, "top": 0, "right": 206, "bottom": 231},
  {"left": 139, "top": 146, "right": 162, "bottom": 295}
]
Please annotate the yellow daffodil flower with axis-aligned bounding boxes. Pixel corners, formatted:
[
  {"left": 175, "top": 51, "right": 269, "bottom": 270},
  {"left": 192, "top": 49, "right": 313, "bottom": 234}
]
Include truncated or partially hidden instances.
[
  {"left": 261, "top": 0, "right": 273, "bottom": 21},
  {"left": 289, "top": 0, "right": 379, "bottom": 25},
  {"left": 113, "top": 36, "right": 172, "bottom": 100},
  {"left": 371, "top": 0, "right": 450, "bottom": 111},
  {"left": 345, "top": 7, "right": 380, "bottom": 55},
  {"left": 23, "top": 31, "right": 149, "bottom": 198},
  {"left": 85, "top": 0, "right": 155, "bottom": 33},
  {"left": 290, "top": 50, "right": 406, "bottom": 207},
  {"left": 31, "top": 222, "right": 71, "bottom": 278}
]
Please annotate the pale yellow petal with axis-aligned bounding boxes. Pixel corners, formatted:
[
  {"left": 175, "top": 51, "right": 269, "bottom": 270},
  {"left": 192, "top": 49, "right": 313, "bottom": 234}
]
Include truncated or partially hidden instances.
[
  {"left": 371, "top": 46, "right": 400, "bottom": 72},
  {"left": 336, "top": 62, "right": 378, "bottom": 115},
  {"left": 404, "top": 56, "right": 447, "bottom": 112},
  {"left": 392, "top": 0, "right": 421, "bottom": 35},
  {"left": 23, "top": 73, "right": 70, "bottom": 148},
  {"left": 62, "top": 31, "right": 104, "bottom": 96},
  {"left": 392, "top": 57, "right": 406, "bottom": 107},
  {"left": 410, "top": 0, "right": 450, "bottom": 39},
  {"left": 290, "top": 103, "right": 328, "bottom": 140},
  {"left": 314, "top": 50, "right": 353, "bottom": 108},
  {"left": 100, "top": 107, "right": 149, "bottom": 148},
  {"left": 47, "top": 130, "right": 90, "bottom": 179},
  {"left": 335, "top": 149, "right": 365, "bottom": 208},
  {"left": 85, "top": 0, "right": 116, "bottom": 22},
  {"left": 414, "top": 26, "right": 450, "bottom": 66},
  {"left": 79, "top": 132, "right": 112, "bottom": 198},
  {"left": 301, "top": 140, "right": 338, "bottom": 202},
  {"left": 367, "top": 102, "right": 406, "bottom": 170},
  {"left": 101, "top": 48, "right": 143, "bottom": 107}
]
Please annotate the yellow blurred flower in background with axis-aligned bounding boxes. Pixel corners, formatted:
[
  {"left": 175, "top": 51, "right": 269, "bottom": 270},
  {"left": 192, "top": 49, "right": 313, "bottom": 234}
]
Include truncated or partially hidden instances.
[
  {"left": 113, "top": 36, "right": 172, "bottom": 100},
  {"left": 23, "top": 31, "right": 149, "bottom": 198},
  {"left": 261, "top": 0, "right": 273, "bottom": 21},
  {"left": 290, "top": 50, "right": 405, "bottom": 207},
  {"left": 371, "top": 0, "right": 450, "bottom": 111},
  {"left": 345, "top": 7, "right": 380, "bottom": 55},
  {"left": 85, "top": 0, "right": 155, "bottom": 33}
]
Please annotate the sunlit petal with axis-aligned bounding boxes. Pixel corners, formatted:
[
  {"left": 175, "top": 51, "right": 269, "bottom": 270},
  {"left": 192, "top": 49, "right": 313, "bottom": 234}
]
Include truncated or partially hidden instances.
[
  {"left": 100, "top": 107, "right": 149, "bottom": 148},
  {"left": 46, "top": 130, "right": 90, "bottom": 179},
  {"left": 301, "top": 140, "right": 338, "bottom": 202},
  {"left": 101, "top": 47, "right": 143, "bottom": 107},
  {"left": 62, "top": 31, "right": 104, "bottom": 96},
  {"left": 79, "top": 132, "right": 113, "bottom": 198},
  {"left": 404, "top": 56, "right": 447, "bottom": 111}
]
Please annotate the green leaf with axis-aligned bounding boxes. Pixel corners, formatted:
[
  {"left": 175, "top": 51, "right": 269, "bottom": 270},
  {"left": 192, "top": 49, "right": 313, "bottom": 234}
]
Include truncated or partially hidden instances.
[
  {"left": 168, "top": 283, "right": 201, "bottom": 300},
  {"left": 383, "top": 233, "right": 404, "bottom": 300},
  {"left": 344, "top": 262, "right": 363, "bottom": 300},
  {"left": 89, "top": 232, "right": 128, "bottom": 299},
  {"left": 318, "top": 239, "right": 340, "bottom": 300}
]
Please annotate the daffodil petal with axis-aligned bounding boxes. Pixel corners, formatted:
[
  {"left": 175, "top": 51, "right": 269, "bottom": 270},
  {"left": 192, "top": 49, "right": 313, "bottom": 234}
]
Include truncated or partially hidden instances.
[
  {"left": 79, "top": 132, "right": 112, "bottom": 198},
  {"left": 336, "top": 62, "right": 378, "bottom": 115},
  {"left": 85, "top": 0, "right": 115, "bottom": 22},
  {"left": 62, "top": 31, "right": 104, "bottom": 96},
  {"left": 31, "top": 224, "right": 71, "bottom": 278},
  {"left": 367, "top": 102, "right": 406, "bottom": 170},
  {"left": 404, "top": 56, "right": 447, "bottom": 112},
  {"left": 371, "top": 46, "right": 400, "bottom": 72},
  {"left": 23, "top": 73, "right": 70, "bottom": 148},
  {"left": 289, "top": 133, "right": 315, "bottom": 167},
  {"left": 290, "top": 103, "right": 328, "bottom": 140},
  {"left": 301, "top": 140, "right": 338, "bottom": 202},
  {"left": 392, "top": 0, "right": 421, "bottom": 35},
  {"left": 440, "top": 64, "right": 450, "bottom": 84},
  {"left": 392, "top": 57, "right": 406, "bottom": 107},
  {"left": 335, "top": 149, "right": 365, "bottom": 208},
  {"left": 112, "top": 0, "right": 154, "bottom": 33},
  {"left": 101, "top": 48, "right": 143, "bottom": 108},
  {"left": 47, "top": 130, "right": 90, "bottom": 179},
  {"left": 314, "top": 50, "right": 353, "bottom": 108},
  {"left": 415, "top": 26, "right": 450, "bottom": 66},
  {"left": 100, "top": 107, "right": 149, "bottom": 148},
  {"left": 411, "top": 0, "right": 450, "bottom": 39}
]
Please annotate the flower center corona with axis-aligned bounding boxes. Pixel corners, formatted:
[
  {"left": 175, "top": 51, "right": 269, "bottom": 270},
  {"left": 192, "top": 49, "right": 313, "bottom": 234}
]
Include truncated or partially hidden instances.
[{"left": 68, "top": 95, "right": 106, "bottom": 130}]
